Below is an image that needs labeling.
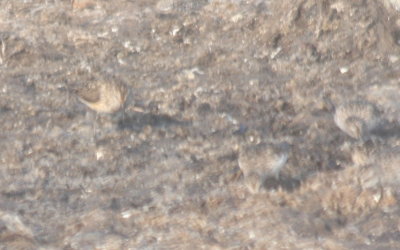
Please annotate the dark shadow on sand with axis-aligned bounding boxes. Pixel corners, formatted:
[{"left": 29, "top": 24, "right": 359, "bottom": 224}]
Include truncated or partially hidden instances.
[
  {"left": 371, "top": 121, "right": 400, "bottom": 139},
  {"left": 263, "top": 175, "right": 301, "bottom": 192},
  {"left": 117, "top": 112, "right": 191, "bottom": 132}
]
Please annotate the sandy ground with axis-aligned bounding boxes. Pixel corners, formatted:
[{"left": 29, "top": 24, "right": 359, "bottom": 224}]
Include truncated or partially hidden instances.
[{"left": 2, "top": 0, "right": 400, "bottom": 249}]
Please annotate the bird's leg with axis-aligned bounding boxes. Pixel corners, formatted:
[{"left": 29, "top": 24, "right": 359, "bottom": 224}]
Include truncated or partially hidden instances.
[{"left": 92, "top": 112, "right": 98, "bottom": 143}]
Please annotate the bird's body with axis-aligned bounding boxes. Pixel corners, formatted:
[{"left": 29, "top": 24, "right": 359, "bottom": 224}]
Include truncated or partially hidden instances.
[
  {"left": 334, "top": 100, "right": 381, "bottom": 140},
  {"left": 351, "top": 145, "right": 400, "bottom": 188},
  {"left": 77, "top": 82, "right": 127, "bottom": 114},
  {"left": 238, "top": 142, "right": 290, "bottom": 192}
]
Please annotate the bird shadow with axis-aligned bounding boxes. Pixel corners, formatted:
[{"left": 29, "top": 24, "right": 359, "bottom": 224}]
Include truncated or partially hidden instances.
[
  {"left": 371, "top": 121, "right": 400, "bottom": 140},
  {"left": 117, "top": 112, "right": 190, "bottom": 132},
  {"left": 263, "top": 175, "right": 301, "bottom": 192}
]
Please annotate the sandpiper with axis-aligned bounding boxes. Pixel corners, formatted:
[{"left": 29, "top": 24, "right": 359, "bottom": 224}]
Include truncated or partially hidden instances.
[
  {"left": 334, "top": 100, "right": 381, "bottom": 140},
  {"left": 238, "top": 142, "right": 290, "bottom": 192},
  {"left": 77, "top": 81, "right": 128, "bottom": 114}
]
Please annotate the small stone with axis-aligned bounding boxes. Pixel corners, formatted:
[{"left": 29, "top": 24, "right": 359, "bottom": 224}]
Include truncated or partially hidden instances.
[
  {"left": 71, "top": 0, "right": 96, "bottom": 10},
  {"left": 339, "top": 67, "right": 349, "bottom": 74},
  {"left": 156, "top": 0, "right": 175, "bottom": 12}
]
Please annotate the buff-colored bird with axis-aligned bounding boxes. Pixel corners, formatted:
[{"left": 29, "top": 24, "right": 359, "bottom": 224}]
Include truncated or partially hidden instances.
[
  {"left": 238, "top": 142, "right": 290, "bottom": 193},
  {"left": 334, "top": 100, "right": 381, "bottom": 140},
  {"left": 77, "top": 82, "right": 128, "bottom": 114}
]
